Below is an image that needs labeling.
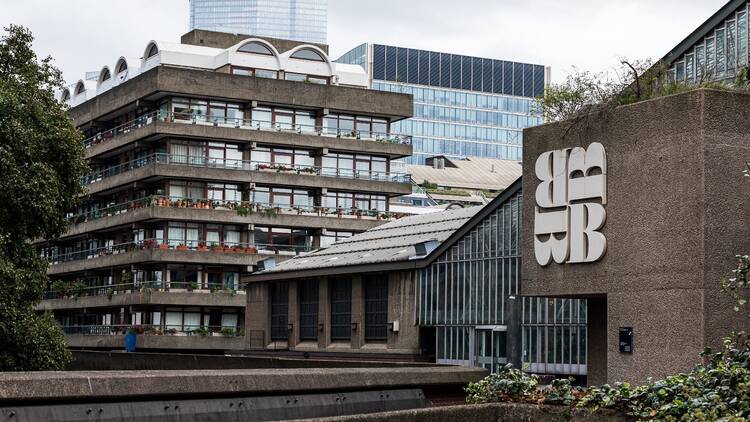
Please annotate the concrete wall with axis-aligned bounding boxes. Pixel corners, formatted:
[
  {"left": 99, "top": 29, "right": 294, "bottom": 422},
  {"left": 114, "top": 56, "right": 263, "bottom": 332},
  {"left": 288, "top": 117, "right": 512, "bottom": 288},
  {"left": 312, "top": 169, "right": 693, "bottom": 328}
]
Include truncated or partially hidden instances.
[
  {"left": 521, "top": 89, "right": 750, "bottom": 385},
  {"left": 180, "top": 29, "right": 330, "bottom": 53},
  {"left": 245, "top": 270, "right": 421, "bottom": 356},
  {"left": 306, "top": 403, "right": 632, "bottom": 422},
  {"left": 70, "top": 66, "right": 412, "bottom": 127}
]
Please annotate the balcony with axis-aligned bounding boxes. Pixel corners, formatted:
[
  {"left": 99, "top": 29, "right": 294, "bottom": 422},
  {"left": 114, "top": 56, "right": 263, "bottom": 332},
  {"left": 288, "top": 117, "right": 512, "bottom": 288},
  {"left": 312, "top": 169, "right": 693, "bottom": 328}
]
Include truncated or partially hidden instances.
[
  {"left": 38, "top": 281, "right": 246, "bottom": 311},
  {"left": 44, "top": 239, "right": 305, "bottom": 275},
  {"left": 83, "top": 153, "right": 412, "bottom": 196},
  {"left": 60, "top": 324, "right": 246, "bottom": 350},
  {"left": 61, "top": 196, "right": 404, "bottom": 239},
  {"left": 83, "top": 111, "right": 412, "bottom": 155}
]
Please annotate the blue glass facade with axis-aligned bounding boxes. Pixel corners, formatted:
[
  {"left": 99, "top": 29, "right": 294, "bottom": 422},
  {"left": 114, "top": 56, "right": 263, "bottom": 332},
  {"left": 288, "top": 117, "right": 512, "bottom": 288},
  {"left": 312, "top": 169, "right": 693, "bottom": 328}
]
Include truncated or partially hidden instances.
[
  {"left": 189, "top": 0, "right": 327, "bottom": 44},
  {"left": 336, "top": 44, "right": 546, "bottom": 164}
]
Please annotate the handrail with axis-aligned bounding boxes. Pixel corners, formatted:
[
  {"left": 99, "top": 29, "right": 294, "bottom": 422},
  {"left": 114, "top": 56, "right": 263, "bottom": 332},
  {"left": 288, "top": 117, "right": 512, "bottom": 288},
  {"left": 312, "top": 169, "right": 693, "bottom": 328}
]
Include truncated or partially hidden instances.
[
  {"left": 44, "top": 280, "right": 239, "bottom": 300},
  {"left": 82, "top": 110, "right": 412, "bottom": 148},
  {"left": 43, "top": 238, "right": 310, "bottom": 264},
  {"left": 82, "top": 153, "right": 411, "bottom": 185},
  {"left": 67, "top": 195, "right": 403, "bottom": 225},
  {"left": 61, "top": 324, "right": 243, "bottom": 336}
]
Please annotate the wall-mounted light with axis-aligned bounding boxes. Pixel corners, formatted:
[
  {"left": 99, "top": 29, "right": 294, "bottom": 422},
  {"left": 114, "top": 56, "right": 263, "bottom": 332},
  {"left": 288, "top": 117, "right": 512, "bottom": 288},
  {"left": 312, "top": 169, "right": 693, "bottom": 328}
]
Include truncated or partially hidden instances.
[
  {"left": 351, "top": 322, "right": 358, "bottom": 332},
  {"left": 318, "top": 323, "right": 324, "bottom": 332},
  {"left": 287, "top": 323, "right": 294, "bottom": 332}
]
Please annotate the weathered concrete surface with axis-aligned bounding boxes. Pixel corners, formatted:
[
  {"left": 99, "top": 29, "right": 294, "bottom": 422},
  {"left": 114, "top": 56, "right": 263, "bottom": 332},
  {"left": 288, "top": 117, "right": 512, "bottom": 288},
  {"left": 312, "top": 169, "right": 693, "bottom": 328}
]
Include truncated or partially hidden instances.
[
  {"left": 64, "top": 333, "right": 245, "bottom": 351},
  {"left": 521, "top": 89, "right": 750, "bottom": 386},
  {"left": 37, "top": 289, "right": 246, "bottom": 311},
  {"left": 0, "top": 366, "right": 486, "bottom": 402},
  {"left": 67, "top": 350, "right": 439, "bottom": 371},
  {"left": 85, "top": 162, "right": 411, "bottom": 196},
  {"left": 84, "top": 121, "right": 412, "bottom": 160},
  {"left": 304, "top": 402, "right": 633, "bottom": 422},
  {"left": 70, "top": 66, "right": 413, "bottom": 127},
  {"left": 61, "top": 206, "right": 383, "bottom": 239}
]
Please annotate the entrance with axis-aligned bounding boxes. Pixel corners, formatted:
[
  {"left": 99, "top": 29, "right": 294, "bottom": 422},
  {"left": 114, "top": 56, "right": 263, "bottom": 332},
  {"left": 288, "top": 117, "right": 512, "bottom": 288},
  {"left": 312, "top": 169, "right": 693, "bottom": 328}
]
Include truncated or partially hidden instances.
[{"left": 474, "top": 326, "right": 508, "bottom": 372}]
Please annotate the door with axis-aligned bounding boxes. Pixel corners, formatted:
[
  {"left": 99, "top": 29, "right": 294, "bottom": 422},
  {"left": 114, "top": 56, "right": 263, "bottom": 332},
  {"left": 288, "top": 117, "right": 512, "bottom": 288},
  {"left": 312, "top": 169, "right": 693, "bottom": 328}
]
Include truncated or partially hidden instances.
[{"left": 474, "top": 327, "right": 508, "bottom": 372}]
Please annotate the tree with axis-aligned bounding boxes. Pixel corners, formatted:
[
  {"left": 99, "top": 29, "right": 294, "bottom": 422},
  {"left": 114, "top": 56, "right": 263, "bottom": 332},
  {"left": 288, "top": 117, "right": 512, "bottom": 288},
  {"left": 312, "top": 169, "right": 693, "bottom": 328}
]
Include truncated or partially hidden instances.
[{"left": 0, "top": 25, "right": 87, "bottom": 370}]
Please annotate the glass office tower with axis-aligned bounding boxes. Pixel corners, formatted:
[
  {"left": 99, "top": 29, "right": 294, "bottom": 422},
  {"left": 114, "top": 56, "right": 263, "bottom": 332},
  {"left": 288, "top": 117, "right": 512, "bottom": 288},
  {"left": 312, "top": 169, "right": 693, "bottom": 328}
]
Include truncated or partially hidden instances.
[
  {"left": 337, "top": 44, "right": 548, "bottom": 164},
  {"left": 189, "top": 0, "right": 327, "bottom": 44}
]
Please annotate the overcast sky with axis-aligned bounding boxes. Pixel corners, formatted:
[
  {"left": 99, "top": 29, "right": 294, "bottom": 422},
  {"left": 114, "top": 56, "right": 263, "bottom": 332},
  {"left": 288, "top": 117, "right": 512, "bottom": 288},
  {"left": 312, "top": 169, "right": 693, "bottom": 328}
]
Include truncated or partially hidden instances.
[{"left": 1, "top": 0, "right": 727, "bottom": 85}]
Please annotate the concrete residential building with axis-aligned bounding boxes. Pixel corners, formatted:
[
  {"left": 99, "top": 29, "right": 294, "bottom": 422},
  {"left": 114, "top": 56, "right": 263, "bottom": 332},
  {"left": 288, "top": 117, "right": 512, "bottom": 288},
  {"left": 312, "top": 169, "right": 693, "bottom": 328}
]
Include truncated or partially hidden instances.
[
  {"left": 244, "top": 179, "right": 588, "bottom": 378},
  {"left": 42, "top": 29, "right": 412, "bottom": 352},
  {"left": 336, "top": 44, "right": 548, "bottom": 165},
  {"left": 189, "top": 0, "right": 327, "bottom": 44}
]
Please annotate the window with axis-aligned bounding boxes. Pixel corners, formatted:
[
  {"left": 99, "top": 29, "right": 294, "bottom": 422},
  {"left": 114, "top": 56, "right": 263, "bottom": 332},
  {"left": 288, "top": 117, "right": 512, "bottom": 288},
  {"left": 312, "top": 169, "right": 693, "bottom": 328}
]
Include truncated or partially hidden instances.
[
  {"left": 299, "top": 281, "right": 319, "bottom": 341},
  {"left": 284, "top": 72, "right": 329, "bottom": 85},
  {"left": 100, "top": 68, "right": 110, "bottom": 82},
  {"left": 364, "top": 275, "right": 388, "bottom": 341},
  {"left": 290, "top": 48, "right": 325, "bottom": 62},
  {"left": 324, "top": 114, "right": 388, "bottom": 138},
  {"left": 145, "top": 43, "right": 159, "bottom": 59},
  {"left": 270, "top": 282, "right": 289, "bottom": 341},
  {"left": 323, "top": 192, "right": 386, "bottom": 212},
  {"left": 237, "top": 41, "right": 274, "bottom": 55},
  {"left": 330, "top": 278, "right": 352, "bottom": 341},
  {"left": 231, "top": 66, "right": 278, "bottom": 79},
  {"left": 75, "top": 82, "right": 85, "bottom": 95},
  {"left": 251, "top": 187, "right": 313, "bottom": 207},
  {"left": 116, "top": 60, "right": 127, "bottom": 74},
  {"left": 251, "top": 106, "right": 319, "bottom": 131},
  {"left": 254, "top": 227, "right": 311, "bottom": 251},
  {"left": 322, "top": 153, "right": 387, "bottom": 179}
]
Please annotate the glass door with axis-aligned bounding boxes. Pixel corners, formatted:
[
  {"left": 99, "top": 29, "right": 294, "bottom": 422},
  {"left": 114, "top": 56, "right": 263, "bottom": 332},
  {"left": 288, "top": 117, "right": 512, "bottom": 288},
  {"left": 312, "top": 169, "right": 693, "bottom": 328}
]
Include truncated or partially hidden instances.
[{"left": 474, "top": 328, "right": 508, "bottom": 373}]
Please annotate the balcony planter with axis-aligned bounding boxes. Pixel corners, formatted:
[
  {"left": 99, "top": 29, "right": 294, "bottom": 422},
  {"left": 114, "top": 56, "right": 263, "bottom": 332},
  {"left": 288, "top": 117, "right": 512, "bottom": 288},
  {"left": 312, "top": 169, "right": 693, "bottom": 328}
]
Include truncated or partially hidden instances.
[
  {"left": 198, "top": 244, "right": 208, "bottom": 252},
  {"left": 158, "top": 243, "right": 169, "bottom": 250},
  {"left": 177, "top": 244, "right": 188, "bottom": 251},
  {"left": 246, "top": 246, "right": 258, "bottom": 254}
]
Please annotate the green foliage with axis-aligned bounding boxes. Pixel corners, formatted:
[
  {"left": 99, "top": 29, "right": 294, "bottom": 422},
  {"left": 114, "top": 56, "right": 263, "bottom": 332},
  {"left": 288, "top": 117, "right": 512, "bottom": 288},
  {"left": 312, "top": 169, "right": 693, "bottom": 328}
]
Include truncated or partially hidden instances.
[
  {"left": 0, "top": 25, "right": 87, "bottom": 370},
  {"left": 467, "top": 334, "right": 750, "bottom": 421},
  {"left": 219, "top": 327, "right": 236, "bottom": 336}
]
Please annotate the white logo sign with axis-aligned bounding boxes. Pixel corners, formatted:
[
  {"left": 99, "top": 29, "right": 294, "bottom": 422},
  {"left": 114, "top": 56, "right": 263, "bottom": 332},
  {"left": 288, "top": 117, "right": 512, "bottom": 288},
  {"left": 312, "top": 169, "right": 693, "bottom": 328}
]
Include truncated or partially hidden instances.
[{"left": 534, "top": 142, "right": 607, "bottom": 266}]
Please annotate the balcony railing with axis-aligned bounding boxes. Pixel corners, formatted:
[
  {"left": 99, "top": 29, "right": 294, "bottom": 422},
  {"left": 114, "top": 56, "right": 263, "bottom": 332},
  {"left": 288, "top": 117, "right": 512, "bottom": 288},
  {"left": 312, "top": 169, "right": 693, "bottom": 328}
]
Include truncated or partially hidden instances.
[
  {"left": 44, "top": 238, "right": 309, "bottom": 265},
  {"left": 44, "top": 280, "right": 240, "bottom": 300},
  {"left": 67, "top": 196, "right": 404, "bottom": 226},
  {"left": 61, "top": 324, "right": 243, "bottom": 337},
  {"left": 82, "top": 111, "right": 412, "bottom": 149},
  {"left": 82, "top": 153, "right": 411, "bottom": 185}
]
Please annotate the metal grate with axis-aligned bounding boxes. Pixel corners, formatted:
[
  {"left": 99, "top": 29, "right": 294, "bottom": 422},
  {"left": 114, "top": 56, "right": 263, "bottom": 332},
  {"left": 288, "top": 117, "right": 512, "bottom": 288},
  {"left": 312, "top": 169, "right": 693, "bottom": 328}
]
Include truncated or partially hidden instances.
[
  {"left": 270, "top": 282, "right": 289, "bottom": 341},
  {"left": 364, "top": 276, "right": 388, "bottom": 341},
  {"left": 330, "top": 278, "right": 352, "bottom": 341},
  {"left": 299, "top": 281, "right": 319, "bottom": 341}
]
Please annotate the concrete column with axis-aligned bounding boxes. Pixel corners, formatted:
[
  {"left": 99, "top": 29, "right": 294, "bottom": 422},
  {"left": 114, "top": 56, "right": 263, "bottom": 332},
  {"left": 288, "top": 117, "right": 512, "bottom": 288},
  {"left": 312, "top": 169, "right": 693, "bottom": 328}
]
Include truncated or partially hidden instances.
[
  {"left": 317, "top": 277, "right": 330, "bottom": 349},
  {"left": 245, "top": 282, "right": 270, "bottom": 349},
  {"left": 587, "top": 297, "right": 608, "bottom": 386},
  {"left": 505, "top": 296, "right": 522, "bottom": 369},
  {"left": 386, "top": 271, "right": 420, "bottom": 352},
  {"left": 288, "top": 281, "right": 299, "bottom": 348},
  {"left": 350, "top": 275, "right": 364, "bottom": 349}
]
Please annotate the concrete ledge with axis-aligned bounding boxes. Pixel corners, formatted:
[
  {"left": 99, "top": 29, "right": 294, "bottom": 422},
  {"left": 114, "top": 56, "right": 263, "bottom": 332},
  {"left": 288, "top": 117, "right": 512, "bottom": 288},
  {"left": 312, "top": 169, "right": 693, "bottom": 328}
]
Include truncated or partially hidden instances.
[
  {"left": 61, "top": 204, "right": 384, "bottom": 240},
  {"left": 0, "top": 366, "right": 486, "bottom": 402},
  {"left": 37, "top": 290, "right": 246, "bottom": 311},
  {"left": 46, "top": 248, "right": 272, "bottom": 275},
  {"left": 84, "top": 121, "right": 413, "bottom": 160},
  {"left": 64, "top": 334, "right": 245, "bottom": 351},
  {"left": 85, "top": 162, "right": 412, "bottom": 196},
  {"left": 307, "top": 402, "right": 633, "bottom": 422}
]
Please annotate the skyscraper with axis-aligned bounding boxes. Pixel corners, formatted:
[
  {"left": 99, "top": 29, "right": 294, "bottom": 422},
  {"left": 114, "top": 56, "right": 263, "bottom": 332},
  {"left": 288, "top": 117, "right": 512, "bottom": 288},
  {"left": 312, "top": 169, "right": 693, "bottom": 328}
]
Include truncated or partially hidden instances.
[
  {"left": 337, "top": 44, "right": 549, "bottom": 165},
  {"left": 189, "top": 0, "right": 327, "bottom": 44}
]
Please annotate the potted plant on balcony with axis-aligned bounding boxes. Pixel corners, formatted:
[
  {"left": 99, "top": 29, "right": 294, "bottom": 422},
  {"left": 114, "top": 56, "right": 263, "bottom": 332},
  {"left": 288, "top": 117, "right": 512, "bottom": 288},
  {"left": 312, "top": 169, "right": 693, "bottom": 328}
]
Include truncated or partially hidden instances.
[
  {"left": 177, "top": 243, "right": 188, "bottom": 251},
  {"left": 246, "top": 246, "right": 258, "bottom": 254},
  {"left": 166, "top": 328, "right": 178, "bottom": 335},
  {"left": 197, "top": 242, "right": 208, "bottom": 252},
  {"left": 51, "top": 280, "right": 68, "bottom": 299},
  {"left": 236, "top": 204, "right": 249, "bottom": 216},
  {"left": 72, "top": 280, "right": 86, "bottom": 298},
  {"left": 263, "top": 206, "right": 277, "bottom": 218},
  {"left": 187, "top": 281, "right": 198, "bottom": 292},
  {"left": 220, "top": 327, "right": 236, "bottom": 337}
]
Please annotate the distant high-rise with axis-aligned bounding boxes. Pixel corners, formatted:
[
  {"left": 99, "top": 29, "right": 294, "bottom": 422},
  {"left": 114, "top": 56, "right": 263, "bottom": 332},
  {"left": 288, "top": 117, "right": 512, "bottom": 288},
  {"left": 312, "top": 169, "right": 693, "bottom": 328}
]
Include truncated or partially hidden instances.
[{"left": 189, "top": 0, "right": 327, "bottom": 44}]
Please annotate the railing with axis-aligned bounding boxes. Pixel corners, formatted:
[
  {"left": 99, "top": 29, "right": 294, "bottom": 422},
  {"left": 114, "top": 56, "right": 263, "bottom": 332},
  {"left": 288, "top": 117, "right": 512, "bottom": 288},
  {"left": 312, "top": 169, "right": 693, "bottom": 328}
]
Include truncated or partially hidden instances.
[
  {"left": 44, "top": 238, "right": 309, "bottom": 265},
  {"left": 44, "top": 280, "right": 239, "bottom": 300},
  {"left": 82, "top": 111, "right": 412, "bottom": 149},
  {"left": 82, "top": 153, "right": 411, "bottom": 185},
  {"left": 67, "top": 195, "right": 403, "bottom": 225},
  {"left": 61, "top": 324, "right": 243, "bottom": 337}
]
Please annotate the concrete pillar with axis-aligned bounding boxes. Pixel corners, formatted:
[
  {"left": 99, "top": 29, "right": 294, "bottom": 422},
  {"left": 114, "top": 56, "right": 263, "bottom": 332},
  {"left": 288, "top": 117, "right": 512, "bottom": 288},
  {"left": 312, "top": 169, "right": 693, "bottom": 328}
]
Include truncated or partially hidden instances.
[
  {"left": 351, "top": 275, "right": 364, "bottom": 349},
  {"left": 288, "top": 281, "right": 299, "bottom": 348},
  {"left": 245, "top": 282, "right": 270, "bottom": 349},
  {"left": 505, "top": 296, "right": 522, "bottom": 369},
  {"left": 318, "top": 277, "right": 330, "bottom": 349},
  {"left": 587, "top": 297, "right": 608, "bottom": 386},
  {"left": 386, "top": 271, "right": 420, "bottom": 352}
]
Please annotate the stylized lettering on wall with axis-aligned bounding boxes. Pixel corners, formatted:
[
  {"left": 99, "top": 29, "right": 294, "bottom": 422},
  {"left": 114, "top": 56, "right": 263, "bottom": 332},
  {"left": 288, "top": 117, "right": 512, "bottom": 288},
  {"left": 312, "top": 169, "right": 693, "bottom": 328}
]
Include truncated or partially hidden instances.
[{"left": 534, "top": 142, "right": 607, "bottom": 266}]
